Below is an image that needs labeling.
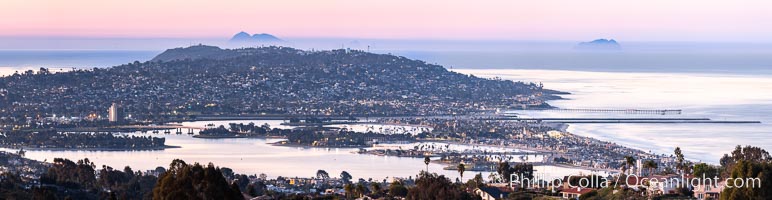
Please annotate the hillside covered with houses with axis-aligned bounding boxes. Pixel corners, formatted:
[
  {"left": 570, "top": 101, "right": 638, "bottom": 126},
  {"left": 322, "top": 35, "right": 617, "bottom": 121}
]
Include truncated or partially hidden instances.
[{"left": 0, "top": 45, "right": 556, "bottom": 123}]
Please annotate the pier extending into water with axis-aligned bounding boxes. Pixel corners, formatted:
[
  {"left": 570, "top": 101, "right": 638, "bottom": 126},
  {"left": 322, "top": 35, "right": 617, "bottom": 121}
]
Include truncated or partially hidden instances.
[
  {"left": 539, "top": 120, "right": 761, "bottom": 124},
  {"left": 485, "top": 117, "right": 761, "bottom": 124}
]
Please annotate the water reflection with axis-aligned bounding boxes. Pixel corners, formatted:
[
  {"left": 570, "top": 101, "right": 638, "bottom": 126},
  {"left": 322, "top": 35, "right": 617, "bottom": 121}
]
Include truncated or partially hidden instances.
[{"left": 2, "top": 119, "right": 601, "bottom": 182}]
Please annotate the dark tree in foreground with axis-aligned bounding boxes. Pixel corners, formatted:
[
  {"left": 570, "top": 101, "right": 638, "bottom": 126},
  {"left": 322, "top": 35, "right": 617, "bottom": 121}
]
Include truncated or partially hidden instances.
[
  {"left": 497, "top": 162, "right": 534, "bottom": 186},
  {"left": 152, "top": 159, "right": 243, "bottom": 200},
  {"left": 370, "top": 182, "right": 382, "bottom": 195},
  {"left": 465, "top": 173, "right": 485, "bottom": 189},
  {"left": 388, "top": 180, "right": 408, "bottom": 197},
  {"left": 720, "top": 145, "right": 771, "bottom": 177},
  {"left": 406, "top": 171, "right": 479, "bottom": 200},
  {"left": 33, "top": 158, "right": 158, "bottom": 199},
  {"left": 41, "top": 158, "right": 97, "bottom": 189},
  {"left": 719, "top": 146, "right": 772, "bottom": 200},
  {"left": 691, "top": 163, "right": 718, "bottom": 178},
  {"left": 498, "top": 162, "right": 512, "bottom": 183},
  {"left": 1, "top": 173, "right": 33, "bottom": 199}
]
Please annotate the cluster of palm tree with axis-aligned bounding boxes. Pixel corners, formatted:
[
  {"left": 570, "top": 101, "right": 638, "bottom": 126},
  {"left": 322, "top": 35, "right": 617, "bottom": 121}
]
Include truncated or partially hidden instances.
[
  {"left": 424, "top": 156, "right": 468, "bottom": 183},
  {"left": 674, "top": 147, "right": 687, "bottom": 174},
  {"left": 642, "top": 160, "right": 659, "bottom": 176},
  {"left": 343, "top": 183, "right": 370, "bottom": 198},
  {"left": 622, "top": 155, "right": 636, "bottom": 174},
  {"left": 621, "top": 154, "right": 662, "bottom": 176}
]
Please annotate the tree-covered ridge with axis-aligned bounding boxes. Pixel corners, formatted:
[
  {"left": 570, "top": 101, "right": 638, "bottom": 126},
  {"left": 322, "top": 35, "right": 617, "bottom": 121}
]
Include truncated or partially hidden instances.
[
  {"left": 719, "top": 145, "right": 772, "bottom": 199},
  {"left": 199, "top": 123, "right": 415, "bottom": 147},
  {"left": 0, "top": 130, "right": 166, "bottom": 150},
  {"left": 37, "top": 158, "right": 158, "bottom": 200},
  {"left": 1, "top": 157, "right": 239, "bottom": 200},
  {"left": 0, "top": 45, "right": 552, "bottom": 119},
  {"left": 153, "top": 159, "right": 243, "bottom": 200}
]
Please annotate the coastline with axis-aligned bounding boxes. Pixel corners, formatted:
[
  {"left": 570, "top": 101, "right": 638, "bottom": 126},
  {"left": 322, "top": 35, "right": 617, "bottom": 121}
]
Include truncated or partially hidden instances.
[
  {"left": 192, "top": 134, "right": 285, "bottom": 139},
  {"left": 0, "top": 145, "right": 180, "bottom": 151},
  {"left": 438, "top": 161, "right": 618, "bottom": 173},
  {"left": 268, "top": 140, "right": 370, "bottom": 149}
]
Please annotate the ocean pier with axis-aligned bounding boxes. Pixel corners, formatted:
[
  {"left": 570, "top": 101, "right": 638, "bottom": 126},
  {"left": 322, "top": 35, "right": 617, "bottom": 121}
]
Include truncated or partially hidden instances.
[{"left": 483, "top": 117, "right": 761, "bottom": 124}]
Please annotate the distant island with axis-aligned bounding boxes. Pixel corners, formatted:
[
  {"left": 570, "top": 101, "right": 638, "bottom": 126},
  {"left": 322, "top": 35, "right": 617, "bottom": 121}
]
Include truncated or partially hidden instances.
[
  {"left": 229, "top": 31, "right": 284, "bottom": 46},
  {"left": 575, "top": 38, "right": 622, "bottom": 50}
]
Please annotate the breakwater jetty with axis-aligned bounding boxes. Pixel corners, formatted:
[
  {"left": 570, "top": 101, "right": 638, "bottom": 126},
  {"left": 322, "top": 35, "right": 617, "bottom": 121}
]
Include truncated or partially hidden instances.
[{"left": 549, "top": 108, "right": 682, "bottom": 115}]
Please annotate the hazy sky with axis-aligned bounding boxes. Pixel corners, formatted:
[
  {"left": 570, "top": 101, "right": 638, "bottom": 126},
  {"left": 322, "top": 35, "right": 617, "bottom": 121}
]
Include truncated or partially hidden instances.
[{"left": 2, "top": 0, "right": 772, "bottom": 41}]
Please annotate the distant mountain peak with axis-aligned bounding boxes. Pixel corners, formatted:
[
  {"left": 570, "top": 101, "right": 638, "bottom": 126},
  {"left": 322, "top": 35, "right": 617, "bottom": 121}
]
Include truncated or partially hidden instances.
[
  {"left": 229, "top": 32, "right": 283, "bottom": 44},
  {"left": 232, "top": 31, "right": 252, "bottom": 40},
  {"left": 575, "top": 38, "right": 622, "bottom": 51},
  {"left": 252, "top": 33, "right": 278, "bottom": 39}
]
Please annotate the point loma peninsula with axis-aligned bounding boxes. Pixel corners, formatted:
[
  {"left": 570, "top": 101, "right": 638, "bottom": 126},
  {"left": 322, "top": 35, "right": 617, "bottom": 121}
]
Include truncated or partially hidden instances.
[{"left": 0, "top": 45, "right": 558, "bottom": 121}]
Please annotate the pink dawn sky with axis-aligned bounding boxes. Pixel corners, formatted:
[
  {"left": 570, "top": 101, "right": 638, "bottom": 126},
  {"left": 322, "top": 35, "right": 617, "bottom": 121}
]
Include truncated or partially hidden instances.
[{"left": 2, "top": 0, "right": 772, "bottom": 41}]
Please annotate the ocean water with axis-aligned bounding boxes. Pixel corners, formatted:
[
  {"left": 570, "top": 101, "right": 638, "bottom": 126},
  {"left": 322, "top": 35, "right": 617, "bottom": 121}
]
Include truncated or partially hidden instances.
[
  {"left": 389, "top": 49, "right": 772, "bottom": 75},
  {"left": 0, "top": 50, "right": 158, "bottom": 75},
  {"left": 455, "top": 69, "right": 772, "bottom": 163}
]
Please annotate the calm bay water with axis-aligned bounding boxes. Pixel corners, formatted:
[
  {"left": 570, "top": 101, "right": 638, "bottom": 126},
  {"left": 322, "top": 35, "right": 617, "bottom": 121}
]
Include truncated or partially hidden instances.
[{"left": 1, "top": 119, "right": 597, "bottom": 181}]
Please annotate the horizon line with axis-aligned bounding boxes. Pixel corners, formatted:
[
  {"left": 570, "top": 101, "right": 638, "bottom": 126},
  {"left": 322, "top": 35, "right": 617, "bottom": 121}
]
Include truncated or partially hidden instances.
[{"left": 3, "top": 35, "right": 772, "bottom": 44}]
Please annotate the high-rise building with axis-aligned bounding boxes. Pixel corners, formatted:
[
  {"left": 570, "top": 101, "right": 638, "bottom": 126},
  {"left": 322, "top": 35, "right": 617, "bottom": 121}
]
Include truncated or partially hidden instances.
[{"left": 108, "top": 103, "right": 120, "bottom": 122}]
